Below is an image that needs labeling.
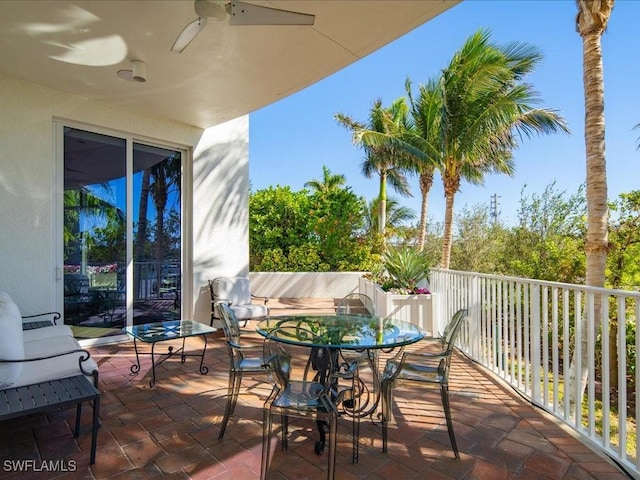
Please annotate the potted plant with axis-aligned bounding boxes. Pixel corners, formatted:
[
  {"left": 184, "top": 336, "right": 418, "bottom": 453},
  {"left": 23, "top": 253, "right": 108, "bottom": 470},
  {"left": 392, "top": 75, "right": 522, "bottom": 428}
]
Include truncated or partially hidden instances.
[{"left": 359, "top": 247, "right": 435, "bottom": 332}]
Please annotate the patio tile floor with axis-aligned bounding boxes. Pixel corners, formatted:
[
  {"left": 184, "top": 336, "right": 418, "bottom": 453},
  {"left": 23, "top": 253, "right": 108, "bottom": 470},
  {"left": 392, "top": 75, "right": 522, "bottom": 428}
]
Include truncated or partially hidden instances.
[{"left": 0, "top": 299, "right": 630, "bottom": 479}]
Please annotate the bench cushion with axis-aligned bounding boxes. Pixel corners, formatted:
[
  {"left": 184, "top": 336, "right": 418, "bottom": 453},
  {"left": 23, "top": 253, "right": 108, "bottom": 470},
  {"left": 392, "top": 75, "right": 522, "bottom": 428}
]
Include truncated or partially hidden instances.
[
  {"left": 16, "top": 335, "right": 98, "bottom": 388},
  {"left": 0, "top": 293, "right": 24, "bottom": 387},
  {"left": 23, "top": 324, "right": 74, "bottom": 343}
]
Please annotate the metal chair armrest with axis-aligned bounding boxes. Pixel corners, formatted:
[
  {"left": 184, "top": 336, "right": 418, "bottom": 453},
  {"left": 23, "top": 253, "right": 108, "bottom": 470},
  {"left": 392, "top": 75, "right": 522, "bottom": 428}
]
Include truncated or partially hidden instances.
[
  {"left": 251, "top": 294, "right": 269, "bottom": 305},
  {"left": 0, "top": 349, "right": 98, "bottom": 385},
  {"left": 22, "top": 311, "right": 61, "bottom": 325}
]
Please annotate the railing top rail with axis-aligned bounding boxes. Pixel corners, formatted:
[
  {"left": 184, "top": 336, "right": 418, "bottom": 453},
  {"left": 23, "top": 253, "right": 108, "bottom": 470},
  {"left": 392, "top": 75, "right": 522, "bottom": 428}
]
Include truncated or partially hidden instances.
[{"left": 431, "top": 268, "right": 640, "bottom": 299}]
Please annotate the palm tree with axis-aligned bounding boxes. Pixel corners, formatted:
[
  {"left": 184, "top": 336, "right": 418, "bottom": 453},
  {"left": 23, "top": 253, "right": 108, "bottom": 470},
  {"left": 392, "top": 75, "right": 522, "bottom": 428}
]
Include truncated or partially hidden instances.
[
  {"left": 148, "top": 153, "right": 181, "bottom": 293},
  {"left": 304, "top": 165, "right": 346, "bottom": 194},
  {"left": 570, "top": 0, "right": 614, "bottom": 412},
  {"left": 336, "top": 98, "right": 412, "bottom": 240},
  {"left": 349, "top": 31, "right": 569, "bottom": 266},
  {"left": 404, "top": 77, "right": 442, "bottom": 252},
  {"left": 435, "top": 29, "right": 569, "bottom": 268},
  {"left": 364, "top": 197, "right": 416, "bottom": 243}
]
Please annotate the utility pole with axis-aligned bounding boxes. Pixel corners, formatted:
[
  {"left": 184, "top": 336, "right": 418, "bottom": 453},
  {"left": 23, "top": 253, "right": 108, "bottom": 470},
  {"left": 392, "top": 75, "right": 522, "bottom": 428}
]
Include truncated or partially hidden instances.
[{"left": 490, "top": 194, "right": 500, "bottom": 225}]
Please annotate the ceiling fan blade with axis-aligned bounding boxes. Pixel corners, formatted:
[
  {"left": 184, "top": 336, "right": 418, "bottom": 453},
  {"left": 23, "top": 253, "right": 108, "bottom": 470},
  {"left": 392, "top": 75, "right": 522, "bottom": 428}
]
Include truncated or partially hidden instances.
[
  {"left": 228, "top": 1, "right": 315, "bottom": 26},
  {"left": 171, "top": 17, "right": 208, "bottom": 53}
]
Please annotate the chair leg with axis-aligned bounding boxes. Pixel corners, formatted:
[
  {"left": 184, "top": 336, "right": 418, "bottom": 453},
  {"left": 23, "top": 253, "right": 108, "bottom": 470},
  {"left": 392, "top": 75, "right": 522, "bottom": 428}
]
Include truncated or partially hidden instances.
[
  {"left": 381, "top": 380, "right": 392, "bottom": 453},
  {"left": 441, "top": 383, "right": 460, "bottom": 459},
  {"left": 327, "top": 413, "right": 337, "bottom": 480},
  {"left": 218, "top": 370, "right": 241, "bottom": 439},
  {"left": 281, "top": 414, "right": 289, "bottom": 451},
  {"left": 352, "top": 371, "right": 360, "bottom": 464},
  {"left": 260, "top": 406, "right": 272, "bottom": 480}
]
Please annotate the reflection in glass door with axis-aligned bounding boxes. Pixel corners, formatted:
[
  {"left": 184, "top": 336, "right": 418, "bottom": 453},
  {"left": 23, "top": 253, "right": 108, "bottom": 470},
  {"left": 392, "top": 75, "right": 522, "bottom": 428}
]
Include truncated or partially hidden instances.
[
  {"left": 63, "top": 128, "right": 126, "bottom": 335},
  {"left": 62, "top": 127, "right": 181, "bottom": 339},
  {"left": 132, "top": 143, "right": 181, "bottom": 324}
]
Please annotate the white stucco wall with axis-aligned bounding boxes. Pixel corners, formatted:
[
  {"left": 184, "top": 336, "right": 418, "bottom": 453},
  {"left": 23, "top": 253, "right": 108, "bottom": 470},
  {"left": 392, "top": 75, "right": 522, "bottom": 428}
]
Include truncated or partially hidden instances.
[
  {"left": 192, "top": 117, "right": 250, "bottom": 324},
  {"left": 0, "top": 74, "right": 249, "bottom": 322},
  {"left": 249, "top": 272, "right": 362, "bottom": 299}
]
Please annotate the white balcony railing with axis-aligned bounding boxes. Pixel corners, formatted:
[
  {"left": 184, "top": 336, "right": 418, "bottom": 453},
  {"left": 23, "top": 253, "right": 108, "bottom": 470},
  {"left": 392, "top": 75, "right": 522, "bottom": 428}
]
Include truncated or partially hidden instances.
[{"left": 430, "top": 268, "right": 640, "bottom": 478}]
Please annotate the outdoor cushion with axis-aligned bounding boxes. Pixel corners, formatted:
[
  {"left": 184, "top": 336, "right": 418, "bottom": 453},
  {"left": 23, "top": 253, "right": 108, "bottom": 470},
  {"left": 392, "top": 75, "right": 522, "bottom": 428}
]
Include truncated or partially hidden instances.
[
  {"left": 23, "top": 324, "right": 74, "bottom": 343},
  {"left": 212, "top": 277, "right": 252, "bottom": 306},
  {"left": 230, "top": 303, "right": 270, "bottom": 320},
  {"left": 0, "top": 292, "right": 25, "bottom": 387},
  {"left": 211, "top": 277, "right": 269, "bottom": 321},
  {"left": 18, "top": 335, "right": 98, "bottom": 388}
]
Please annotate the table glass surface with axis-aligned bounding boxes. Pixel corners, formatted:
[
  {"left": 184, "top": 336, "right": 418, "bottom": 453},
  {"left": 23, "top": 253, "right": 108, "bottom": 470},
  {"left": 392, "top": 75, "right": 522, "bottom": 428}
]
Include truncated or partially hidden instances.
[
  {"left": 256, "top": 314, "right": 425, "bottom": 349},
  {"left": 124, "top": 320, "right": 215, "bottom": 343}
]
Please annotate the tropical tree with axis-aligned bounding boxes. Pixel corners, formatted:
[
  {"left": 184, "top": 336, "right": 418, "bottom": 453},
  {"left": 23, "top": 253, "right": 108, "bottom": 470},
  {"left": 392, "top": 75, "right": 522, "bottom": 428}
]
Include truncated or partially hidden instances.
[
  {"left": 364, "top": 197, "right": 416, "bottom": 246},
  {"left": 499, "top": 183, "right": 586, "bottom": 283},
  {"left": 335, "top": 98, "right": 413, "bottom": 239},
  {"left": 606, "top": 190, "right": 640, "bottom": 389},
  {"left": 404, "top": 77, "right": 442, "bottom": 252},
  {"left": 63, "top": 186, "right": 122, "bottom": 267},
  {"left": 249, "top": 186, "right": 310, "bottom": 268},
  {"left": 148, "top": 153, "right": 181, "bottom": 292},
  {"left": 345, "top": 31, "right": 568, "bottom": 266},
  {"left": 571, "top": 0, "right": 614, "bottom": 414},
  {"left": 307, "top": 185, "right": 369, "bottom": 270},
  {"left": 304, "top": 165, "right": 346, "bottom": 194},
  {"left": 435, "top": 29, "right": 569, "bottom": 268}
]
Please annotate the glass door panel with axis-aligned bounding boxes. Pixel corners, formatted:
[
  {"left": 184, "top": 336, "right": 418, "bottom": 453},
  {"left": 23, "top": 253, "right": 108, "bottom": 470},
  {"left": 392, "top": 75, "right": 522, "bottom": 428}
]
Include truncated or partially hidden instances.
[
  {"left": 63, "top": 127, "right": 126, "bottom": 335},
  {"left": 132, "top": 143, "right": 181, "bottom": 325}
]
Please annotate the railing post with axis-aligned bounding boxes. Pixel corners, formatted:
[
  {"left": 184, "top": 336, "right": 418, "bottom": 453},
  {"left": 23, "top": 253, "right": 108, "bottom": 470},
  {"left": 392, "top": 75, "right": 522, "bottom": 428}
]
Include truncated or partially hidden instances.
[
  {"left": 531, "top": 284, "right": 541, "bottom": 405},
  {"left": 469, "top": 274, "right": 481, "bottom": 360}
]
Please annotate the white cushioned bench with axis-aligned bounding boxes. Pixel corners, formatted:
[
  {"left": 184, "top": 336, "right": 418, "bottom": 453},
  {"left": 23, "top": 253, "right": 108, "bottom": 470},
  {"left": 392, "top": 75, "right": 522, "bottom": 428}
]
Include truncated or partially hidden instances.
[{"left": 0, "top": 291, "right": 98, "bottom": 389}]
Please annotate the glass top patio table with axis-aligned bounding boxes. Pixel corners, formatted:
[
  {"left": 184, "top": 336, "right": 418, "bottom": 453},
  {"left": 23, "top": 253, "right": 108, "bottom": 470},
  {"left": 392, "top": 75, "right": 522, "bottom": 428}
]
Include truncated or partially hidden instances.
[
  {"left": 256, "top": 314, "right": 425, "bottom": 349},
  {"left": 123, "top": 320, "right": 216, "bottom": 387},
  {"left": 124, "top": 319, "right": 215, "bottom": 342}
]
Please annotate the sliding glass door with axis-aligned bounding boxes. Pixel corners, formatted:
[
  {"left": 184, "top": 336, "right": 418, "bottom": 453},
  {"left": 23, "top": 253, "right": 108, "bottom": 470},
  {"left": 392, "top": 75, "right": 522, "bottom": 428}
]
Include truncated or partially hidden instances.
[
  {"left": 132, "top": 143, "right": 182, "bottom": 325},
  {"left": 62, "top": 127, "right": 182, "bottom": 339}
]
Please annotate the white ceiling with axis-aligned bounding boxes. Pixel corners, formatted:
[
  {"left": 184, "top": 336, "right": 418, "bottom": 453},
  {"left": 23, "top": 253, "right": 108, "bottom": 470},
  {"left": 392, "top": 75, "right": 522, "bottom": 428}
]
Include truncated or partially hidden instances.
[{"left": 0, "top": 1, "right": 459, "bottom": 129}]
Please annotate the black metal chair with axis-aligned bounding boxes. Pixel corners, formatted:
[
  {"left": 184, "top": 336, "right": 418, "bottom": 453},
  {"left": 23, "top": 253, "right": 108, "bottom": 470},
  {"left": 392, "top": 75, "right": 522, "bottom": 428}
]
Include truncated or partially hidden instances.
[
  {"left": 381, "top": 308, "right": 468, "bottom": 459},
  {"left": 261, "top": 326, "right": 339, "bottom": 480},
  {"left": 215, "top": 302, "right": 269, "bottom": 439}
]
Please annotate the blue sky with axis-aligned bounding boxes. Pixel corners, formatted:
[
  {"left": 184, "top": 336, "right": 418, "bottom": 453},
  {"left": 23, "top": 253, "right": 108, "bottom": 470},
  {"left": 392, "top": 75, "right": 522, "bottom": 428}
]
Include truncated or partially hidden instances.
[{"left": 249, "top": 0, "right": 639, "bottom": 227}]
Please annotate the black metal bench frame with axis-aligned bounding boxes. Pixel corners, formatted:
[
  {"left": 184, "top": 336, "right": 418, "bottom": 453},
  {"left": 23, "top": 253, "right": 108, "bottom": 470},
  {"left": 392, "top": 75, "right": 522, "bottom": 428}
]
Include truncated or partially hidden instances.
[{"left": 0, "top": 375, "right": 100, "bottom": 464}]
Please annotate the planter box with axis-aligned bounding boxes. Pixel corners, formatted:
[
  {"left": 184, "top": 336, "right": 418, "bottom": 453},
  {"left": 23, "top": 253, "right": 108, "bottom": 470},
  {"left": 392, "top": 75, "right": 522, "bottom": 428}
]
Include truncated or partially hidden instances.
[{"left": 358, "top": 277, "right": 435, "bottom": 334}]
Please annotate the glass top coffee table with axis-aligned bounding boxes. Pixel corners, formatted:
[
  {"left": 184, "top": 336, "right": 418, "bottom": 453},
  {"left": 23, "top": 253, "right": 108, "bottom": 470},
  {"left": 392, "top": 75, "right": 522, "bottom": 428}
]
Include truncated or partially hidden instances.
[{"left": 124, "top": 320, "right": 216, "bottom": 387}]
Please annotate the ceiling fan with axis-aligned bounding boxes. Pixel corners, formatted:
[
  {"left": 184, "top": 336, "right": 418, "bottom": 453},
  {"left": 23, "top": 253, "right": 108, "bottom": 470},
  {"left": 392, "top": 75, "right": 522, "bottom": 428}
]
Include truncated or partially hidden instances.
[{"left": 171, "top": 0, "right": 316, "bottom": 53}]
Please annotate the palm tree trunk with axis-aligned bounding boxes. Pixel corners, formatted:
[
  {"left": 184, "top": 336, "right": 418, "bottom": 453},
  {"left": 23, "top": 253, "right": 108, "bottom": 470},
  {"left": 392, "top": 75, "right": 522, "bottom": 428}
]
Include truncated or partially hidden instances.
[
  {"left": 378, "top": 171, "right": 388, "bottom": 240},
  {"left": 417, "top": 168, "right": 434, "bottom": 252},
  {"left": 569, "top": 0, "right": 613, "bottom": 418},
  {"left": 134, "top": 169, "right": 151, "bottom": 298},
  {"left": 441, "top": 187, "right": 456, "bottom": 269}
]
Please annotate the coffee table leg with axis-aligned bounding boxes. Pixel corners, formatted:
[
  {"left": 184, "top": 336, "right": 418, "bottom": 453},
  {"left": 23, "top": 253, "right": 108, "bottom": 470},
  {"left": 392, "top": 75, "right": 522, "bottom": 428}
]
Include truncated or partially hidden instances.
[
  {"left": 181, "top": 337, "right": 187, "bottom": 363},
  {"left": 149, "top": 343, "right": 158, "bottom": 388},
  {"left": 198, "top": 334, "right": 209, "bottom": 375},
  {"left": 130, "top": 337, "right": 141, "bottom": 374}
]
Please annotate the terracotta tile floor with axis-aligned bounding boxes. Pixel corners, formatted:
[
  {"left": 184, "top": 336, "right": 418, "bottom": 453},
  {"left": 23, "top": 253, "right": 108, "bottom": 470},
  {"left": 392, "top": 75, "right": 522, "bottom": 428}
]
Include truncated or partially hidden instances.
[{"left": 0, "top": 300, "right": 631, "bottom": 479}]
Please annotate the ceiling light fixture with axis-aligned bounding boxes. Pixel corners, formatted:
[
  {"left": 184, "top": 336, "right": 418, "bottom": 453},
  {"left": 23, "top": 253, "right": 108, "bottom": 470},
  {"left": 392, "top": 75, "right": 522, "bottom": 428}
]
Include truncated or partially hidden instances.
[{"left": 117, "top": 60, "right": 147, "bottom": 82}]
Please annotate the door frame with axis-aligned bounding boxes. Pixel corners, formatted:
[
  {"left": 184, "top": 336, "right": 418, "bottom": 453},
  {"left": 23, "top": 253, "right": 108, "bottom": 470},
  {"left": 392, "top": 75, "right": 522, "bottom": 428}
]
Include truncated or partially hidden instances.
[{"left": 54, "top": 119, "right": 192, "bottom": 346}]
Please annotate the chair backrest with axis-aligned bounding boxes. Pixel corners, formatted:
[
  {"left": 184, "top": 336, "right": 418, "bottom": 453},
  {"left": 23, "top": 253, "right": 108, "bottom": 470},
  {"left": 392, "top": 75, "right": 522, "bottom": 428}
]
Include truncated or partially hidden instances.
[
  {"left": 337, "top": 293, "right": 375, "bottom": 316},
  {"left": 263, "top": 326, "right": 335, "bottom": 398},
  {"left": 64, "top": 273, "right": 90, "bottom": 296},
  {"left": 214, "top": 302, "right": 242, "bottom": 348},
  {"left": 210, "top": 277, "right": 252, "bottom": 305},
  {"left": 439, "top": 309, "right": 468, "bottom": 374}
]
